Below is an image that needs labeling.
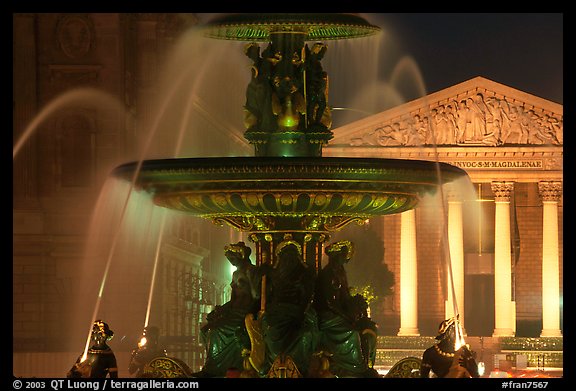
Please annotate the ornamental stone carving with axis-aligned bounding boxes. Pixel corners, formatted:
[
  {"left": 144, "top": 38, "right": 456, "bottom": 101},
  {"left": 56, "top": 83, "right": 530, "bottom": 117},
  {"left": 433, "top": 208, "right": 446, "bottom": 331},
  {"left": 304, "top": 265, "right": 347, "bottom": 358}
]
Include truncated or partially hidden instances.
[
  {"left": 56, "top": 14, "right": 94, "bottom": 59},
  {"left": 348, "top": 89, "right": 562, "bottom": 148},
  {"left": 538, "top": 181, "right": 562, "bottom": 202},
  {"left": 491, "top": 181, "right": 514, "bottom": 202}
]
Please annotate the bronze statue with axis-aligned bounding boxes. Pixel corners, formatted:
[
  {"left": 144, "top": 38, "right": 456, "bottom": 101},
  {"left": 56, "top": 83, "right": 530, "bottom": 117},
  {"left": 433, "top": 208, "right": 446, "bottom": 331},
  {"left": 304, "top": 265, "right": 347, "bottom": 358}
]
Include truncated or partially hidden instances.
[
  {"left": 128, "top": 325, "right": 168, "bottom": 377},
  {"left": 67, "top": 320, "right": 118, "bottom": 378},
  {"left": 260, "top": 234, "right": 319, "bottom": 377},
  {"left": 314, "top": 240, "right": 379, "bottom": 377},
  {"left": 304, "top": 42, "right": 330, "bottom": 129},
  {"left": 244, "top": 43, "right": 276, "bottom": 132},
  {"left": 420, "top": 317, "right": 480, "bottom": 378},
  {"left": 194, "top": 241, "right": 261, "bottom": 377}
]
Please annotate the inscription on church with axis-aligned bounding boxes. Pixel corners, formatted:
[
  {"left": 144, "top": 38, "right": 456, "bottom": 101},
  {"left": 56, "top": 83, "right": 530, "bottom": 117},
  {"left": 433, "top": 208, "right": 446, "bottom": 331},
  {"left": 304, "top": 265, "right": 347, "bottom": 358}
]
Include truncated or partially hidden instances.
[{"left": 451, "top": 160, "right": 543, "bottom": 169}]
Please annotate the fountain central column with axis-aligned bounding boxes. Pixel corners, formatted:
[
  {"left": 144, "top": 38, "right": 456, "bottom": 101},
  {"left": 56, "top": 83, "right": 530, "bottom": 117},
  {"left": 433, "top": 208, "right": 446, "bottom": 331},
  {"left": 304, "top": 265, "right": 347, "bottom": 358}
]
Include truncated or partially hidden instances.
[{"left": 243, "top": 31, "right": 333, "bottom": 157}]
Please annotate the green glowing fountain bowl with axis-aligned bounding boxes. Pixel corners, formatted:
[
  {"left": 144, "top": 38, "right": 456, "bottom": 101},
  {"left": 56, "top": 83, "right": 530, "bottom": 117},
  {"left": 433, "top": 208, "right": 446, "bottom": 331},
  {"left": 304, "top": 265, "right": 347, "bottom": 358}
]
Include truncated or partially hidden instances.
[
  {"left": 202, "top": 13, "right": 381, "bottom": 41},
  {"left": 113, "top": 156, "right": 467, "bottom": 233}
]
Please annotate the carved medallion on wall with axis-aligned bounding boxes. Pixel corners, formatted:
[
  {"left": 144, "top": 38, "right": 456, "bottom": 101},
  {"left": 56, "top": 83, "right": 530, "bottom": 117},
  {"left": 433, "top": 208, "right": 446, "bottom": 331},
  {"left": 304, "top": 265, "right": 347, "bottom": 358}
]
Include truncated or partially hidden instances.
[{"left": 56, "top": 14, "right": 95, "bottom": 59}]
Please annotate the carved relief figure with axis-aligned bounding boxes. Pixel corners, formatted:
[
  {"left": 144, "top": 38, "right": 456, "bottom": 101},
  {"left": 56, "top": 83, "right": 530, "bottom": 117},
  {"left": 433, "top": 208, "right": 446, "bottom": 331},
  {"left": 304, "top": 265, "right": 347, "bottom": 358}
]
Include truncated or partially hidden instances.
[
  {"left": 376, "top": 123, "right": 404, "bottom": 146},
  {"left": 502, "top": 105, "right": 525, "bottom": 144},
  {"left": 455, "top": 100, "right": 468, "bottom": 143},
  {"left": 484, "top": 96, "right": 510, "bottom": 145},
  {"left": 346, "top": 90, "right": 562, "bottom": 148},
  {"left": 431, "top": 107, "right": 453, "bottom": 145},
  {"left": 535, "top": 113, "right": 561, "bottom": 144},
  {"left": 444, "top": 103, "right": 458, "bottom": 144},
  {"left": 463, "top": 95, "right": 486, "bottom": 142},
  {"left": 404, "top": 114, "right": 425, "bottom": 145},
  {"left": 57, "top": 15, "right": 93, "bottom": 59}
]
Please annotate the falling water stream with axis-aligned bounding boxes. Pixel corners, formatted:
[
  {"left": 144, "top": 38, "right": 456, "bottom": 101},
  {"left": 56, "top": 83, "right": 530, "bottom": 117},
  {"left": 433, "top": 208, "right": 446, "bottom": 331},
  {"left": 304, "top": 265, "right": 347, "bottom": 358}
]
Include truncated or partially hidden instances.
[
  {"left": 75, "top": 29, "right": 252, "bottom": 361},
  {"left": 327, "top": 13, "right": 476, "bottom": 347},
  {"left": 13, "top": 88, "right": 126, "bottom": 160}
]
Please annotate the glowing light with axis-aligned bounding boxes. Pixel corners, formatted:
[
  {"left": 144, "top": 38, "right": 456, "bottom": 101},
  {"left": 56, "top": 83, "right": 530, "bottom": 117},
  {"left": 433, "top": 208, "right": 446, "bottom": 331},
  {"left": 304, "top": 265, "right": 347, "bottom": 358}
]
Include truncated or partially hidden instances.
[
  {"left": 477, "top": 362, "right": 485, "bottom": 377},
  {"left": 280, "top": 116, "right": 298, "bottom": 128},
  {"left": 144, "top": 210, "right": 167, "bottom": 328},
  {"left": 138, "top": 337, "right": 147, "bottom": 348},
  {"left": 229, "top": 264, "right": 237, "bottom": 279},
  {"left": 454, "top": 317, "right": 466, "bottom": 351}
]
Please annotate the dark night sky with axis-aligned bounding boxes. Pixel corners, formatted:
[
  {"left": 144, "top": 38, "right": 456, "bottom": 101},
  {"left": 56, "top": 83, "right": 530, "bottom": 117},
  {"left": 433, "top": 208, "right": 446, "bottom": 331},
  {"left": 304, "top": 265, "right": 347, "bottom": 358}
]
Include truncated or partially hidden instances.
[
  {"left": 363, "top": 13, "right": 563, "bottom": 104},
  {"left": 197, "top": 13, "right": 563, "bottom": 105}
]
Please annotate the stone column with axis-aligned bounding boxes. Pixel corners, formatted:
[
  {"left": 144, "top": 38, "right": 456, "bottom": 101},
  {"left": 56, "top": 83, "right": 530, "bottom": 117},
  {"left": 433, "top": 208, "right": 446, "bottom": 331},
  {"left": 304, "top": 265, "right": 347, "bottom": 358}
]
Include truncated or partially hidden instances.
[
  {"left": 538, "top": 181, "right": 563, "bottom": 337},
  {"left": 445, "top": 186, "right": 466, "bottom": 333},
  {"left": 492, "top": 181, "right": 515, "bottom": 337},
  {"left": 398, "top": 209, "right": 420, "bottom": 336}
]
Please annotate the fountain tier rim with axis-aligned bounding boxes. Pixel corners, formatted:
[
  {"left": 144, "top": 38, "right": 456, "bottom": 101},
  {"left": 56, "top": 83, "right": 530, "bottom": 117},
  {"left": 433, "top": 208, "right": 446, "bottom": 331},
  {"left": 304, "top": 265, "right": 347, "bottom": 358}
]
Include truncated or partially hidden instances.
[
  {"left": 112, "top": 157, "right": 467, "bottom": 221},
  {"left": 202, "top": 13, "right": 381, "bottom": 41},
  {"left": 113, "top": 156, "right": 466, "bottom": 184}
]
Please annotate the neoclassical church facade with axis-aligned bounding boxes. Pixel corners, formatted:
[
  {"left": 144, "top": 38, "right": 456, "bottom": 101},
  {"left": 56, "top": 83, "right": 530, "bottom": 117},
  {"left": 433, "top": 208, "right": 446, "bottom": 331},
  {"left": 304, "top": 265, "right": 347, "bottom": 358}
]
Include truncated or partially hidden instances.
[
  {"left": 13, "top": 13, "right": 562, "bottom": 376},
  {"left": 325, "top": 76, "right": 563, "bottom": 339}
]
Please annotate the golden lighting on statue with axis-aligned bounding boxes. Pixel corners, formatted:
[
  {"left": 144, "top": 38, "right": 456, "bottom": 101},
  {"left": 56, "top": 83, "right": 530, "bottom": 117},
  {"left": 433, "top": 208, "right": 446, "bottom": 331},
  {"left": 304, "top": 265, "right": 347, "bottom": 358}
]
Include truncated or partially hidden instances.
[
  {"left": 138, "top": 336, "right": 148, "bottom": 348},
  {"left": 454, "top": 317, "right": 466, "bottom": 351}
]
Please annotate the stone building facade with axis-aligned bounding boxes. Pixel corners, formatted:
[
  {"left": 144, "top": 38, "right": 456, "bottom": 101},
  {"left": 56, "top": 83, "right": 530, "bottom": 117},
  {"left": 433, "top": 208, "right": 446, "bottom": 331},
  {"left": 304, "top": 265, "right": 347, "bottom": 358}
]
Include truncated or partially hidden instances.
[
  {"left": 13, "top": 13, "right": 238, "bottom": 377},
  {"left": 325, "top": 76, "right": 563, "bottom": 338}
]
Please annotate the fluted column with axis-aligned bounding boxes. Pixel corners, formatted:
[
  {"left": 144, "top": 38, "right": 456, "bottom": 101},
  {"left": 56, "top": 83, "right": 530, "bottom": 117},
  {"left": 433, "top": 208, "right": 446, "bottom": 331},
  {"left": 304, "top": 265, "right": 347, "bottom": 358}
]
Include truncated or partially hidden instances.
[
  {"left": 538, "top": 181, "right": 563, "bottom": 337},
  {"left": 398, "top": 209, "right": 420, "bottom": 336},
  {"left": 445, "top": 186, "right": 465, "bottom": 333},
  {"left": 492, "top": 181, "right": 515, "bottom": 337}
]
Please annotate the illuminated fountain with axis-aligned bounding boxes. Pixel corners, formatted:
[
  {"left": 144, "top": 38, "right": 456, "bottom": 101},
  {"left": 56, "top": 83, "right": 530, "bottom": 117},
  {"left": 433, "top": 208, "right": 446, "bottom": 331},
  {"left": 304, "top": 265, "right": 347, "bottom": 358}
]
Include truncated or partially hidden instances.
[{"left": 112, "top": 13, "right": 468, "bottom": 378}]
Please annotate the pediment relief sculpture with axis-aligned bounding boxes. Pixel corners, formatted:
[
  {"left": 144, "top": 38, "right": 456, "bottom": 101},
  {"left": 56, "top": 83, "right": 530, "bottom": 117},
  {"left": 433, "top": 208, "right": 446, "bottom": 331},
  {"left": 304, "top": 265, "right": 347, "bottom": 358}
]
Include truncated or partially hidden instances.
[{"left": 347, "top": 91, "right": 562, "bottom": 148}]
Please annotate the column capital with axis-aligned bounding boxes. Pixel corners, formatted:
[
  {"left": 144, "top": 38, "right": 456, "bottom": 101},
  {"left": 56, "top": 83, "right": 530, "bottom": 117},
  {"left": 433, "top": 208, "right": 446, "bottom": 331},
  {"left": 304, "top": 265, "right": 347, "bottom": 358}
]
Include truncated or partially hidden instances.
[
  {"left": 491, "top": 181, "right": 514, "bottom": 202},
  {"left": 538, "top": 181, "right": 563, "bottom": 202}
]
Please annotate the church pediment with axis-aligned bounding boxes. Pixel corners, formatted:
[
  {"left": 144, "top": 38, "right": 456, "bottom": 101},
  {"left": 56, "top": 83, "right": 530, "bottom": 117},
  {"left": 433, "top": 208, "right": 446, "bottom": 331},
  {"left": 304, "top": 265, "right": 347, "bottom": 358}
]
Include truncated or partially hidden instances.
[{"left": 329, "top": 77, "right": 563, "bottom": 148}]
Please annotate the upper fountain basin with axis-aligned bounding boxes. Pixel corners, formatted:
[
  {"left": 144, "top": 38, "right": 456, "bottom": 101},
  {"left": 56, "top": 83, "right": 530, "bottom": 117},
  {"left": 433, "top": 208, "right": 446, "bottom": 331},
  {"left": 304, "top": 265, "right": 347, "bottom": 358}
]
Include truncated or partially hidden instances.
[
  {"left": 112, "top": 156, "right": 467, "bottom": 223},
  {"left": 203, "top": 13, "right": 381, "bottom": 41}
]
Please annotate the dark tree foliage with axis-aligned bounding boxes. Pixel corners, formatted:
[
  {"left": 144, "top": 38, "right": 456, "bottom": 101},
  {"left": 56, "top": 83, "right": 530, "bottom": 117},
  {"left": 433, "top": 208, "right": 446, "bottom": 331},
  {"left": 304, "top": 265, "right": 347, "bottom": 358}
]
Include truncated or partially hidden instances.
[{"left": 331, "top": 223, "right": 394, "bottom": 305}]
